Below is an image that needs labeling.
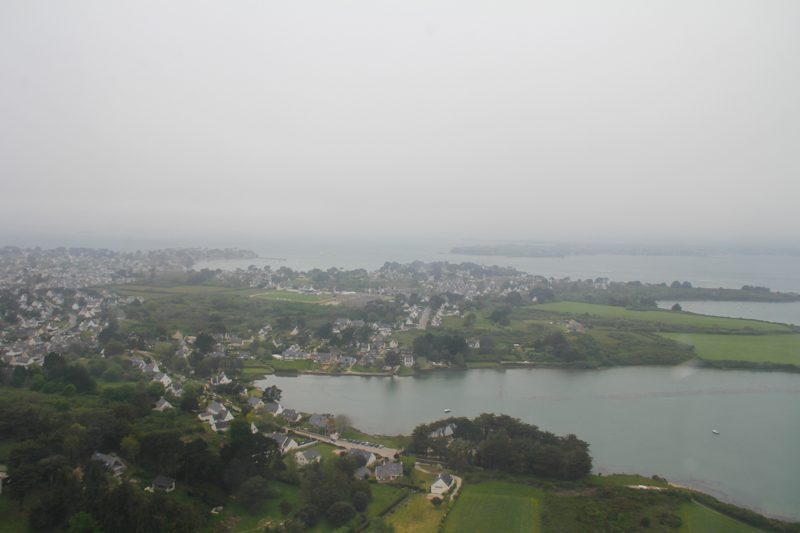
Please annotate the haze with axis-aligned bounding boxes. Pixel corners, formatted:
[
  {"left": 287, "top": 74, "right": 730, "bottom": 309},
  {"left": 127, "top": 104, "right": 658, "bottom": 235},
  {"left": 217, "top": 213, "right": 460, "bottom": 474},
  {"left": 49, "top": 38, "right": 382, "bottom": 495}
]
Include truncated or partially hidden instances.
[{"left": 2, "top": 1, "right": 799, "bottom": 248}]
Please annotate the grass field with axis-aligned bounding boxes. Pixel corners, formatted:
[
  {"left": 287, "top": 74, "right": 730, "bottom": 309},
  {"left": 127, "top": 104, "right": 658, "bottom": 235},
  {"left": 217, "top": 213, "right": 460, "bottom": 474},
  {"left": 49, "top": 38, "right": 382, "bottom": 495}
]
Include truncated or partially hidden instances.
[
  {"left": 443, "top": 481, "right": 543, "bottom": 533},
  {"left": 341, "top": 428, "right": 402, "bottom": 448},
  {"left": 679, "top": 502, "right": 763, "bottom": 533},
  {"left": 0, "top": 495, "right": 28, "bottom": 533},
  {"left": 659, "top": 333, "right": 800, "bottom": 365},
  {"left": 533, "top": 302, "right": 790, "bottom": 331},
  {"left": 269, "top": 359, "right": 318, "bottom": 371},
  {"left": 386, "top": 492, "right": 447, "bottom": 533},
  {"left": 252, "top": 291, "right": 333, "bottom": 303}
]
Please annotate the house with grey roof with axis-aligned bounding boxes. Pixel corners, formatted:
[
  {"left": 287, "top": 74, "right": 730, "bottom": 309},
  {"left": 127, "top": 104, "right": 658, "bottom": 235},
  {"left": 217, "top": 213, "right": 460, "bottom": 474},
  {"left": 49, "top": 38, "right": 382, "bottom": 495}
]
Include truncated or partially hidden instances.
[
  {"left": 154, "top": 397, "right": 173, "bottom": 412},
  {"left": 266, "top": 433, "right": 298, "bottom": 453},
  {"left": 308, "top": 414, "right": 328, "bottom": 429},
  {"left": 247, "top": 396, "right": 264, "bottom": 410},
  {"left": 354, "top": 466, "right": 371, "bottom": 480},
  {"left": 347, "top": 448, "right": 376, "bottom": 467},
  {"left": 264, "top": 402, "right": 283, "bottom": 416},
  {"left": 295, "top": 448, "right": 321, "bottom": 466},
  {"left": 431, "top": 472, "right": 455, "bottom": 495},
  {"left": 151, "top": 475, "right": 175, "bottom": 492},
  {"left": 376, "top": 462, "right": 403, "bottom": 482},
  {"left": 92, "top": 452, "right": 125, "bottom": 478},
  {"left": 281, "top": 408, "right": 302, "bottom": 423}
]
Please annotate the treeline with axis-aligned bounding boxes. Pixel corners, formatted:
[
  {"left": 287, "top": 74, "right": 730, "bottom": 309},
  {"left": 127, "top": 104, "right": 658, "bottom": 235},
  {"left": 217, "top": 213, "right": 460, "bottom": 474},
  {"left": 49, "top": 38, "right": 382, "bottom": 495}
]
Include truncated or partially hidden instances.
[
  {"left": 408, "top": 413, "right": 592, "bottom": 481},
  {"left": 0, "top": 377, "right": 290, "bottom": 532}
]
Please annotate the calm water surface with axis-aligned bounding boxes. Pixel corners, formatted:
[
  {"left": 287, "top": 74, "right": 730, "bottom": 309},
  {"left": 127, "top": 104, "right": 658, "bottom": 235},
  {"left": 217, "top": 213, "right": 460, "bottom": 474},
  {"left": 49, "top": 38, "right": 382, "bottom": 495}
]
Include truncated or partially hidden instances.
[
  {"left": 257, "top": 367, "right": 800, "bottom": 521},
  {"left": 657, "top": 300, "right": 800, "bottom": 326}
]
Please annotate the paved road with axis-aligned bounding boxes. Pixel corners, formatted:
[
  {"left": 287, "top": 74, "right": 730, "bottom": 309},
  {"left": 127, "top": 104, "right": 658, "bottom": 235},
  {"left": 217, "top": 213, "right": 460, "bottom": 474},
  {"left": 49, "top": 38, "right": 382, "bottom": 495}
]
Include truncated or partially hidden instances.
[
  {"left": 417, "top": 307, "right": 431, "bottom": 330},
  {"left": 292, "top": 429, "right": 398, "bottom": 459}
]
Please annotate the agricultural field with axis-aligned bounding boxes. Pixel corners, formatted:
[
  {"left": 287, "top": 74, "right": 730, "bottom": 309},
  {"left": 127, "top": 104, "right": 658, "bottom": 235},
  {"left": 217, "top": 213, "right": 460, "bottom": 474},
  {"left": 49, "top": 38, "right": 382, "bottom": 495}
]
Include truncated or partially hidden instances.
[
  {"left": 659, "top": 333, "right": 800, "bottom": 365},
  {"left": 443, "top": 481, "right": 543, "bottom": 533},
  {"left": 252, "top": 290, "right": 333, "bottom": 303},
  {"left": 533, "top": 302, "right": 791, "bottom": 331},
  {"left": 386, "top": 492, "right": 447, "bottom": 533},
  {"left": 678, "top": 502, "right": 763, "bottom": 533}
]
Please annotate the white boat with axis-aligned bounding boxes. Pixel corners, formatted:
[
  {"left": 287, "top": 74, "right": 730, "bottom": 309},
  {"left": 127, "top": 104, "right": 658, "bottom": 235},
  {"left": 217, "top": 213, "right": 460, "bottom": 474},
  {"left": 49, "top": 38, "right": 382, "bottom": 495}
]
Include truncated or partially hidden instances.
[
  {"left": 712, "top": 430, "right": 719, "bottom": 434},
  {"left": 444, "top": 409, "right": 452, "bottom": 413}
]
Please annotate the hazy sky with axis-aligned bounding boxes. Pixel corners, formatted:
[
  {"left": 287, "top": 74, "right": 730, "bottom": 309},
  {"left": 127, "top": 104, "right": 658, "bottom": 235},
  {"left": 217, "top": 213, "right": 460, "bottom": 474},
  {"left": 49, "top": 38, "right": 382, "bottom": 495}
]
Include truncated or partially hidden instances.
[{"left": 2, "top": 1, "right": 799, "bottom": 248}]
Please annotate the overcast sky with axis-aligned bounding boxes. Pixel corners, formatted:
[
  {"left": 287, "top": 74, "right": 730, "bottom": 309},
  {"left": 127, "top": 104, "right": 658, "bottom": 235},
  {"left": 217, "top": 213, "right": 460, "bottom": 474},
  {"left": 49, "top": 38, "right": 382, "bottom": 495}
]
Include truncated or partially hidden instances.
[{"left": 1, "top": 1, "right": 799, "bottom": 248}]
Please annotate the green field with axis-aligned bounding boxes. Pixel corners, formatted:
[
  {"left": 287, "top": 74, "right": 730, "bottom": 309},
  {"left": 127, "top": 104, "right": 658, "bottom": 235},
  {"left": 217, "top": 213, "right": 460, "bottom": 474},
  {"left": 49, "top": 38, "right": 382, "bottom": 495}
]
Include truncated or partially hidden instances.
[
  {"left": 534, "top": 302, "right": 790, "bottom": 331},
  {"left": 341, "top": 428, "right": 401, "bottom": 448},
  {"left": 679, "top": 502, "right": 763, "bottom": 533},
  {"left": 252, "top": 291, "right": 333, "bottom": 303},
  {"left": 443, "top": 482, "right": 543, "bottom": 533},
  {"left": 659, "top": 333, "right": 800, "bottom": 364},
  {"left": 269, "top": 359, "right": 318, "bottom": 371},
  {"left": 386, "top": 492, "right": 446, "bottom": 533}
]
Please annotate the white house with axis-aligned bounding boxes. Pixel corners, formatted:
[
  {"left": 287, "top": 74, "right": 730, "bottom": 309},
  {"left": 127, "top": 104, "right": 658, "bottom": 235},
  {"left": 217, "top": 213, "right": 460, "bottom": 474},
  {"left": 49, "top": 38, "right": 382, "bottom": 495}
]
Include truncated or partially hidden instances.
[
  {"left": 430, "top": 472, "right": 455, "bottom": 495},
  {"left": 153, "top": 372, "right": 172, "bottom": 387},
  {"left": 266, "top": 433, "right": 298, "bottom": 453},
  {"left": 347, "top": 448, "right": 376, "bottom": 467},
  {"left": 154, "top": 398, "right": 173, "bottom": 412},
  {"left": 295, "top": 448, "right": 321, "bottom": 466}
]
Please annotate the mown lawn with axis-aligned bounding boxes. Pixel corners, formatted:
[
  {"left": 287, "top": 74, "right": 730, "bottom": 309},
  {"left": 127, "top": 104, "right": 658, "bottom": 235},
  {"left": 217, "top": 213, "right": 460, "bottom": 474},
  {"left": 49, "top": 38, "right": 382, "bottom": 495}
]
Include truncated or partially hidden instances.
[
  {"left": 270, "top": 359, "right": 319, "bottom": 371},
  {"left": 252, "top": 291, "right": 332, "bottom": 303},
  {"left": 679, "top": 502, "right": 763, "bottom": 533},
  {"left": 341, "top": 428, "right": 401, "bottom": 448},
  {"left": 659, "top": 333, "right": 800, "bottom": 365},
  {"left": 386, "top": 492, "right": 446, "bottom": 533},
  {"left": 533, "top": 302, "right": 790, "bottom": 331},
  {"left": 443, "top": 481, "right": 543, "bottom": 533}
]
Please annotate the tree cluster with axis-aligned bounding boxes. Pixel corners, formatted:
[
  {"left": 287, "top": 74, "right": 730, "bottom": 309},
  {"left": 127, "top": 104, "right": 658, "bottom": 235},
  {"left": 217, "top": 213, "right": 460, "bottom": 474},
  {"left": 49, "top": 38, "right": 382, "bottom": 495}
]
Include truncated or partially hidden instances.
[{"left": 409, "top": 413, "right": 592, "bottom": 481}]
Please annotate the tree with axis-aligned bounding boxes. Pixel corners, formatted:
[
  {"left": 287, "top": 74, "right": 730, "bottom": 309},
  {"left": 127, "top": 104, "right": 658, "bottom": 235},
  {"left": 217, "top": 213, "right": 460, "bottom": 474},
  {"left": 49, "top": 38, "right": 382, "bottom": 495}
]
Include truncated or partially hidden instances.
[
  {"left": 352, "top": 491, "right": 369, "bottom": 512},
  {"left": 334, "top": 413, "right": 352, "bottom": 433},
  {"left": 238, "top": 475, "right": 271, "bottom": 513},
  {"left": 279, "top": 498, "right": 294, "bottom": 516},
  {"left": 670, "top": 281, "right": 682, "bottom": 289},
  {"left": 325, "top": 502, "right": 356, "bottom": 527},
  {"left": 430, "top": 496, "right": 443, "bottom": 507},
  {"left": 121, "top": 435, "right": 141, "bottom": 465},
  {"left": 671, "top": 303, "right": 682, "bottom": 312},
  {"left": 194, "top": 333, "right": 215, "bottom": 355},
  {"left": 263, "top": 385, "right": 282, "bottom": 403},
  {"left": 681, "top": 281, "right": 693, "bottom": 289},
  {"left": 103, "top": 340, "right": 124, "bottom": 357},
  {"left": 67, "top": 512, "right": 103, "bottom": 533}
]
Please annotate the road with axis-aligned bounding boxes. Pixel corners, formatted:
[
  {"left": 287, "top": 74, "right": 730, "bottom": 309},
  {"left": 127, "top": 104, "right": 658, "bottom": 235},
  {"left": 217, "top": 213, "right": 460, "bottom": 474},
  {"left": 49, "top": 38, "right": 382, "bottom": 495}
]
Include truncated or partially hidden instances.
[{"left": 417, "top": 307, "right": 431, "bottom": 330}]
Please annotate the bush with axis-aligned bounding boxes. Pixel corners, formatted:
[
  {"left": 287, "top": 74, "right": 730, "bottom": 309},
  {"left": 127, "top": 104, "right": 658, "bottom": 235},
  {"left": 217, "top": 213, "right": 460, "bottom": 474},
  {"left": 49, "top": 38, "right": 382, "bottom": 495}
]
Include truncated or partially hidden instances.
[
  {"left": 431, "top": 497, "right": 443, "bottom": 507},
  {"left": 326, "top": 502, "right": 357, "bottom": 528},
  {"left": 279, "top": 499, "right": 294, "bottom": 516},
  {"left": 353, "top": 491, "right": 369, "bottom": 512}
]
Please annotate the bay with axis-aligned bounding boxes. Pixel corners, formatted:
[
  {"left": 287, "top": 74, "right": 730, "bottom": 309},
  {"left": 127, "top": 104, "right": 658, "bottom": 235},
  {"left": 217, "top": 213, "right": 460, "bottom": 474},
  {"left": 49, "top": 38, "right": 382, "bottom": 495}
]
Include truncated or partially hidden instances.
[
  {"left": 657, "top": 300, "right": 800, "bottom": 326},
  {"left": 257, "top": 367, "right": 800, "bottom": 521}
]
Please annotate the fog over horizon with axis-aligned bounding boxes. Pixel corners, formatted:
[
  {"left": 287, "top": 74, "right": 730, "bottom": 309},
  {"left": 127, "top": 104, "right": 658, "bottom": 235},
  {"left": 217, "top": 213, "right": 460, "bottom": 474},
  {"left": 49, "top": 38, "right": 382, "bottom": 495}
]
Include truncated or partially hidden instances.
[{"left": 2, "top": 1, "right": 799, "bottom": 250}]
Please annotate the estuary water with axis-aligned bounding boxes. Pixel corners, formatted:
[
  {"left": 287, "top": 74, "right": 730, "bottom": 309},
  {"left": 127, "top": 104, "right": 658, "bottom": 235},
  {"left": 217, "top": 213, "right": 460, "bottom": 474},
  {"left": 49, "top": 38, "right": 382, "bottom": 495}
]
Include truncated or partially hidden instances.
[
  {"left": 258, "top": 367, "right": 800, "bottom": 521},
  {"left": 656, "top": 300, "right": 800, "bottom": 326}
]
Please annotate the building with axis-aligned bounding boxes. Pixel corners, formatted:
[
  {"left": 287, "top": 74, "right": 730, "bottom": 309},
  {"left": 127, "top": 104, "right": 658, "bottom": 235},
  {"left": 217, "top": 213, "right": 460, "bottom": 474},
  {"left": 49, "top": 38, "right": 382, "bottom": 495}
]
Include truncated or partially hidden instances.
[{"left": 430, "top": 472, "right": 455, "bottom": 495}]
